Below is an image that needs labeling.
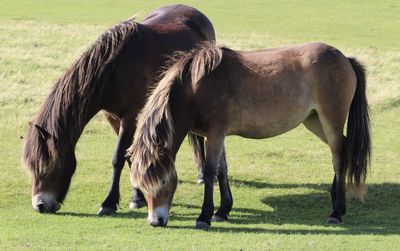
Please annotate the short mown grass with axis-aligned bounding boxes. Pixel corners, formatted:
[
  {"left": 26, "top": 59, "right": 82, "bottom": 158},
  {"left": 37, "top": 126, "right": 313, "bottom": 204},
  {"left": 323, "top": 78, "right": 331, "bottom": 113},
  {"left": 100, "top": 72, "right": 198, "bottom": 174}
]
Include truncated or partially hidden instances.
[{"left": 1, "top": 1, "right": 399, "bottom": 250}]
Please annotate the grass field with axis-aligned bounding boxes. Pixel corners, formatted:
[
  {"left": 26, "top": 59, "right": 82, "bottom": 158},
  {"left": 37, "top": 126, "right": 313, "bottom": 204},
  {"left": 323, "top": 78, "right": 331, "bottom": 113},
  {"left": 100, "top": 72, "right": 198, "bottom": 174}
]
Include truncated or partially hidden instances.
[{"left": 1, "top": 0, "right": 399, "bottom": 250}]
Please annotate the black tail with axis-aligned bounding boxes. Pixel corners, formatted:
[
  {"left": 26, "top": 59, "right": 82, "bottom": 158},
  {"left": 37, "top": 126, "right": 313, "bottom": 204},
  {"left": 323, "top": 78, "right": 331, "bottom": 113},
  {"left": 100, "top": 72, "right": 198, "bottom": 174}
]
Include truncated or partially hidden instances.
[
  {"left": 346, "top": 58, "right": 371, "bottom": 196},
  {"left": 188, "top": 133, "right": 206, "bottom": 169}
]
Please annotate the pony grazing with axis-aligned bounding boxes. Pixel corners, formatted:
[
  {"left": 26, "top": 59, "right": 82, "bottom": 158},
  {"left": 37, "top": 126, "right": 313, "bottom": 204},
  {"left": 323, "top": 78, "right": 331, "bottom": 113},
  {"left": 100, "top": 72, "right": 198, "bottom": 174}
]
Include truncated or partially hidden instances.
[
  {"left": 128, "top": 42, "right": 371, "bottom": 230},
  {"left": 22, "top": 4, "right": 217, "bottom": 215}
]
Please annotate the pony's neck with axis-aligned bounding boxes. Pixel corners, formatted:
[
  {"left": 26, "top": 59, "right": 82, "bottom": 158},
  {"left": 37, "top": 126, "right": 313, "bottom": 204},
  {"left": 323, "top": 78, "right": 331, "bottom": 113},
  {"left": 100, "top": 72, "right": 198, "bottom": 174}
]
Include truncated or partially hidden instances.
[
  {"left": 35, "top": 85, "right": 101, "bottom": 151},
  {"left": 34, "top": 18, "right": 138, "bottom": 150},
  {"left": 169, "top": 93, "right": 194, "bottom": 156}
]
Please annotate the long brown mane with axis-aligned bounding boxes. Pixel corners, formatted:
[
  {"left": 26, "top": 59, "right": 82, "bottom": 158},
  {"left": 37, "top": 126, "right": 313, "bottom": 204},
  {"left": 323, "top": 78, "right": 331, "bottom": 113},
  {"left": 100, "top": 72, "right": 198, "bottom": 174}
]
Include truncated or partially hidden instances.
[
  {"left": 128, "top": 42, "right": 224, "bottom": 196},
  {"left": 23, "top": 18, "right": 137, "bottom": 179}
]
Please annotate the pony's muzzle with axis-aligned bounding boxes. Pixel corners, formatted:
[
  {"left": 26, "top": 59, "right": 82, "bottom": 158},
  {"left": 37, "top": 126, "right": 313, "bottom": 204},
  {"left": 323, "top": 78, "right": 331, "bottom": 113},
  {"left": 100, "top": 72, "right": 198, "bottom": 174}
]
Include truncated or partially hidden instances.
[
  {"left": 32, "top": 193, "right": 61, "bottom": 213},
  {"left": 149, "top": 217, "right": 168, "bottom": 227},
  {"left": 148, "top": 205, "right": 169, "bottom": 227}
]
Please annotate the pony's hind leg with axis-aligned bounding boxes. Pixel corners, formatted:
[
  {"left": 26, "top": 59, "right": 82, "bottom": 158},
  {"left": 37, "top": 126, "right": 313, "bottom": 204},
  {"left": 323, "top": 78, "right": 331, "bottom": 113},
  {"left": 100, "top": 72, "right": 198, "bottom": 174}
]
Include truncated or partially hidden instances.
[
  {"left": 303, "top": 112, "right": 328, "bottom": 143},
  {"left": 212, "top": 146, "right": 233, "bottom": 222},
  {"left": 303, "top": 112, "right": 346, "bottom": 224},
  {"left": 325, "top": 134, "right": 346, "bottom": 224},
  {"left": 303, "top": 113, "right": 336, "bottom": 209}
]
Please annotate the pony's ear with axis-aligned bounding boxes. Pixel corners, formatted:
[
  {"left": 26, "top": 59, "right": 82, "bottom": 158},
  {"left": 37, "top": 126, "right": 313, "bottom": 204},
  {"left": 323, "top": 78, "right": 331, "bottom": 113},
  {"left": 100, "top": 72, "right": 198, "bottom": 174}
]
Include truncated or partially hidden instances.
[{"left": 34, "top": 124, "right": 52, "bottom": 140}]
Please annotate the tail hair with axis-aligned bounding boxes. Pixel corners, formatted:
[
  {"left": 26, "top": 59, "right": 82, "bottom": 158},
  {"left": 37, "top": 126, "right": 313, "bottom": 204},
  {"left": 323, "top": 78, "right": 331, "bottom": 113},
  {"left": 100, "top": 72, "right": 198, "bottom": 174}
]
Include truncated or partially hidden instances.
[
  {"left": 345, "top": 57, "right": 372, "bottom": 201},
  {"left": 188, "top": 133, "right": 205, "bottom": 169}
]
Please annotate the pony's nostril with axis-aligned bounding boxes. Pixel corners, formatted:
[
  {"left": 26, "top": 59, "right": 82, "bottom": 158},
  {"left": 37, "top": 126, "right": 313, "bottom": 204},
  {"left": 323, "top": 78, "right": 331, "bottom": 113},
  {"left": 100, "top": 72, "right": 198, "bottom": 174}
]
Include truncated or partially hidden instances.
[
  {"left": 149, "top": 217, "right": 164, "bottom": 227},
  {"left": 158, "top": 217, "right": 167, "bottom": 227},
  {"left": 37, "top": 203, "right": 46, "bottom": 213}
]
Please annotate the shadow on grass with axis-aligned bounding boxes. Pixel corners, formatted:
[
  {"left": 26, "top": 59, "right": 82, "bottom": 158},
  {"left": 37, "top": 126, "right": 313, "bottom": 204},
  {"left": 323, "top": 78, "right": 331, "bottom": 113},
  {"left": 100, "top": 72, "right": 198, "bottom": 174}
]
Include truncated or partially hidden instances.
[
  {"left": 54, "top": 181, "right": 400, "bottom": 235},
  {"left": 171, "top": 182, "right": 400, "bottom": 235},
  {"left": 229, "top": 178, "right": 330, "bottom": 190},
  {"left": 168, "top": 224, "right": 399, "bottom": 235},
  {"left": 57, "top": 210, "right": 147, "bottom": 219},
  {"left": 180, "top": 178, "right": 330, "bottom": 191}
]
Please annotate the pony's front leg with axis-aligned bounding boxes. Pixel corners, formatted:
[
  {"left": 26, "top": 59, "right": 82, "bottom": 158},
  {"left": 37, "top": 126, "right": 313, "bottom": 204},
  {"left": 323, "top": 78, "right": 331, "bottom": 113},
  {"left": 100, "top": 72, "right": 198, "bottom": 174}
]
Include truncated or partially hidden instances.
[
  {"left": 195, "top": 135, "right": 225, "bottom": 230},
  {"left": 98, "top": 120, "right": 142, "bottom": 215},
  {"left": 212, "top": 146, "right": 233, "bottom": 222}
]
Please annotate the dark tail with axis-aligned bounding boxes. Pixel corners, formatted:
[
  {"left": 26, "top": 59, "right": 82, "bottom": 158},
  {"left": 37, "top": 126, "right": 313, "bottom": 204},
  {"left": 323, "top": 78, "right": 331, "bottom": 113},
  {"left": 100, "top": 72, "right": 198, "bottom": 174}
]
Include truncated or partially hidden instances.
[
  {"left": 346, "top": 58, "right": 371, "bottom": 200},
  {"left": 188, "top": 133, "right": 205, "bottom": 169}
]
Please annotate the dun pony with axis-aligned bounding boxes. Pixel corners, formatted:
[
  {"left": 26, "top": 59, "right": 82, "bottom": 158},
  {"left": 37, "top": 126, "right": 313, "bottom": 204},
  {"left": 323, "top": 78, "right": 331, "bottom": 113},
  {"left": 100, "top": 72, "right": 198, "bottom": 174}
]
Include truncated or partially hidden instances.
[{"left": 129, "top": 42, "right": 371, "bottom": 229}]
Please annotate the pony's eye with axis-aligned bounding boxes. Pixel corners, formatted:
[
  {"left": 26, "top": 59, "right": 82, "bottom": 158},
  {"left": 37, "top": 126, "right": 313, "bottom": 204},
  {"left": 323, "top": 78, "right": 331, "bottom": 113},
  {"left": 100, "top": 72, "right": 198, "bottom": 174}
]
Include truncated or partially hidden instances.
[{"left": 161, "top": 180, "right": 166, "bottom": 185}]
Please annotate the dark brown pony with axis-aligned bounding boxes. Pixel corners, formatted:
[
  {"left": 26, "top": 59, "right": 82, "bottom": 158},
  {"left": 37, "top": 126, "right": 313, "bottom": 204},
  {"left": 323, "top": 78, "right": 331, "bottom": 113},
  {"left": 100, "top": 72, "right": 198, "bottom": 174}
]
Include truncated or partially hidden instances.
[
  {"left": 128, "top": 42, "right": 371, "bottom": 229},
  {"left": 23, "top": 4, "right": 216, "bottom": 215}
]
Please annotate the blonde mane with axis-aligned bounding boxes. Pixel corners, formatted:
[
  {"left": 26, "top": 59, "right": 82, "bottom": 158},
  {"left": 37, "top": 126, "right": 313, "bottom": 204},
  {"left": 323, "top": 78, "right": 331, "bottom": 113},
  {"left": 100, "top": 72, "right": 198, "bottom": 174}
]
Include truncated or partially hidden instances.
[{"left": 128, "top": 42, "right": 223, "bottom": 196}]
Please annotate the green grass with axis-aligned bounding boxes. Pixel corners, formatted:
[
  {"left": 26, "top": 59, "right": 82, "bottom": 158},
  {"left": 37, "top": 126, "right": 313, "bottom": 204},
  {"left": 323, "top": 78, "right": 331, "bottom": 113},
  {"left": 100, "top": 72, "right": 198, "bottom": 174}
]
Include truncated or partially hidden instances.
[{"left": 1, "top": 0, "right": 400, "bottom": 250}]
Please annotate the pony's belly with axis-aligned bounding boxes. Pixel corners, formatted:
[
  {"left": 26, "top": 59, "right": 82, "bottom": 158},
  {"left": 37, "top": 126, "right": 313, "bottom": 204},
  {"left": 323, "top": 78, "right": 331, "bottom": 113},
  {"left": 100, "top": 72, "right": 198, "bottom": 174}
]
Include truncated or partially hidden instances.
[
  {"left": 227, "top": 118, "right": 304, "bottom": 139},
  {"left": 226, "top": 103, "right": 313, "bottom": 139}
]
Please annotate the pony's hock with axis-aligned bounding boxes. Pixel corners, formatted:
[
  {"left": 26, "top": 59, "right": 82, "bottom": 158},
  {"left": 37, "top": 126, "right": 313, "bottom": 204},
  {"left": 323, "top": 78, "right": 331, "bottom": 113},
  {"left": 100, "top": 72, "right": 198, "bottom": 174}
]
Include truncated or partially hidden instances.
[
  {"left": 129, "top": 42, "right": 371, "bottom": 229},
  {"left": 22, "top": 4, "right": 216, "bottom": 215}
]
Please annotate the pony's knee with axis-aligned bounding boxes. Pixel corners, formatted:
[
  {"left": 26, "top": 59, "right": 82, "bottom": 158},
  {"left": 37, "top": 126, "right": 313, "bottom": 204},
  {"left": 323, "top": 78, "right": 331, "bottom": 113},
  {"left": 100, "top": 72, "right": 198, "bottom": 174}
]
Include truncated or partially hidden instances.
[
  {"left": 203, "top": 168, "right": 217, "bottom": 180},
  {"left": 112, "top": 155, "right": 125, "bottom": 169}
]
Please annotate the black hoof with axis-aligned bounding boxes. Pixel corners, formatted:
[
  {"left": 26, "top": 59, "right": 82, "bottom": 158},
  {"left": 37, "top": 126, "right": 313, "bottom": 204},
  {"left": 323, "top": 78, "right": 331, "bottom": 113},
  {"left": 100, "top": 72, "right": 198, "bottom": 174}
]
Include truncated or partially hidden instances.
[
  {"left": 211, "top": 215, "right": 228, "bottom": 222},
  {"left": 97, "top": 207, "right": 116, "bottom": 216},
  {"left": 195, "top": 221, "right": 210, "bottom": 231},
  {"left": 128, "top": 200, "right": 147, "bottom": 209},
  {"left": 326, "top": 217, "right": 341, "bottom": 224}
]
